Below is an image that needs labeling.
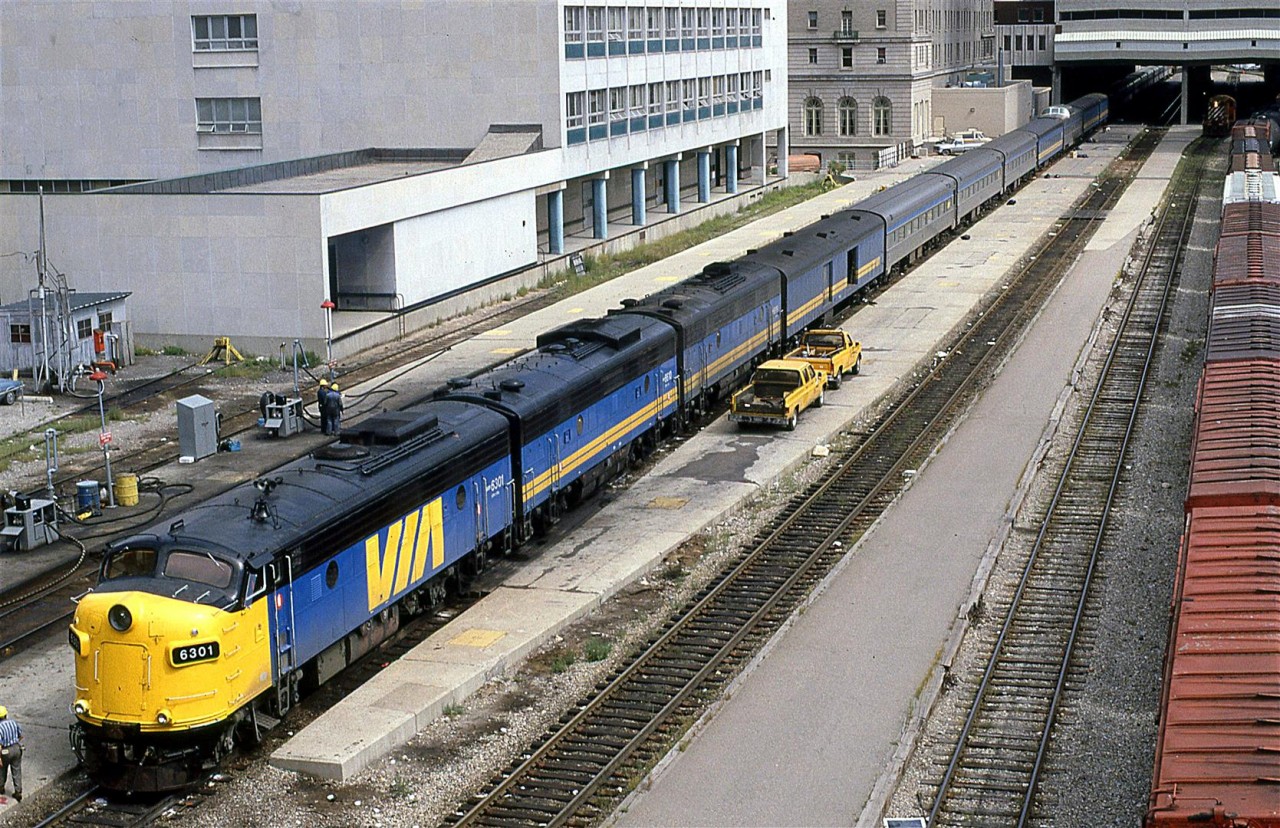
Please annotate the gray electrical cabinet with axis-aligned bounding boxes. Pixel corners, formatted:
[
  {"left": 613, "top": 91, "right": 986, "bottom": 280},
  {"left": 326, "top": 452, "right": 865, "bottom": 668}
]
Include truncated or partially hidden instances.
[{"left": 176, "top": 394, "right": 218, "bottom": 460}]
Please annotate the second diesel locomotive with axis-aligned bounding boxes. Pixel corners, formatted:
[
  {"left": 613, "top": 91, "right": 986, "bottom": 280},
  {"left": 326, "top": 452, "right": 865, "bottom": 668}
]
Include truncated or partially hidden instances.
[{"left": 69, "top": 93, "right": 1110, "bottom": 791}]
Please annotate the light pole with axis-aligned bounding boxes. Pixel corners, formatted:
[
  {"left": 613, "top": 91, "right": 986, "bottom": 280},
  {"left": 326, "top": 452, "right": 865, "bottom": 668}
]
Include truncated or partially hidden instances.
[
  {"left": 90, "top": 370, "right": 115, "bottom": 508},
  {"left": 321, "top": 299, "right": 336, "bottom": 379}
]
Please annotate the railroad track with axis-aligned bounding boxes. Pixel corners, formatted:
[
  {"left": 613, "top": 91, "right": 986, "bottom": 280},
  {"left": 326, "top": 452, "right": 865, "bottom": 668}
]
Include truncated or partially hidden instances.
[
  {"left": 925, "top": 137, "right": 1209, "bottom": 827},
  {"left": 442, "top": 133, "right": 1164, "bottom": 828}
]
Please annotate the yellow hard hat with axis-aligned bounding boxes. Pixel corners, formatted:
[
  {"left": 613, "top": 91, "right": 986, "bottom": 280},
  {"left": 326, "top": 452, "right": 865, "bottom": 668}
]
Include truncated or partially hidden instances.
[
  {"left": 330, "top": 384, "right": 340, "bottom": 392},
  {"left": 319, "top": 379, "right": 330, "bottom": 387},
  {"left": 0, "top": 705, "right": 7, "bottom": 719}
]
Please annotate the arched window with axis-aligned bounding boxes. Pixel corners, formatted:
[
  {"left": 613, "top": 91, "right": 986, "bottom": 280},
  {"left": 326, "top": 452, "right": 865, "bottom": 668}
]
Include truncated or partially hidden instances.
[
  {"left": 838, "top": 97, "right": 857, "bottom": 136},
  {"left": 873, "top": 96, "right": 892, "bottom": 136},
  {"left": 804, "top": 97, "right": 823, "bottom": 136}
]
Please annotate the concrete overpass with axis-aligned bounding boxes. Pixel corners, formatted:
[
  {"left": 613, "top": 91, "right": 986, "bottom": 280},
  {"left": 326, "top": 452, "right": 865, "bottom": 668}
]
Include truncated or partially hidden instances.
[{"left": 1051, "top": 0, "right": 1280, "bottom": 121}]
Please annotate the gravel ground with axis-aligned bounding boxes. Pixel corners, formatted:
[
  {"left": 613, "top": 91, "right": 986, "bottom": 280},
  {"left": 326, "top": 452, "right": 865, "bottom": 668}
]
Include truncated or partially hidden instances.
[{"left": 886, "top": 155, "right": 1218, "bottom": 825}]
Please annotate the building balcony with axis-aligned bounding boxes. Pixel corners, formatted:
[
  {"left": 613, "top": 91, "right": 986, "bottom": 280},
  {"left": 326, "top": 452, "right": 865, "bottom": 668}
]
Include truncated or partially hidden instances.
[{"left": 832, "top": 29, "right": 859, "bottom": 42}]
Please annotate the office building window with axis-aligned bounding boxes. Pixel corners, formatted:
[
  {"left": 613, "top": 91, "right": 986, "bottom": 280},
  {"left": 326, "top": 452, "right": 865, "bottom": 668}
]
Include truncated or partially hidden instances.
[
  {"left": 681, "top": 7, "right": 694, "bottom": 38},
  {"left": 629, "top": 84, "right": 644, "bottom": 118},
  {"left": 873, "top": 96, "right": 892, "bottom": 135},
  {"left": 628, "top": 7, "right": 644, "bottom": 40},
  {"left": 565, "top": 7, "right": 583, "bottom": 42},
  {"left": 842, "top": 46, "right": 853, "bottom": 67},
  {"left": 647, "top": 7, "right": 662, "bottom": 38},
  {"left": 610, "top": 88, "right": 626, "bottom": 122},
  {"left": 196, "top": 97, "right": 262, "bottom": 133},
  {"left": 808, "top": 10, "right": 818, "bottom": 28},
  {"left": 876, "top": 9, "right": 886, "bottom": 28},
  {"left": 648, "top": 82, "right": 663, "bottom": 114},
  {"left": 666, "top": 80, "right": 681, "bottom": 112},
  {"left": 1039, "top": 34, "right": 1047, "bottom": 50},
  {"left": 1004, "top": 34, "right": 1011, "bottom": 51},
  {"left": 1015, "top": 35, "right": 1023, "bottom": 50},
  {"left": 192, "top": 14, "right": 257, "bottom": 50},
  {"left": 586, "top": 6, "right": 604, "bottom": 42},
  {"left": 698, "top": 77, "right": 710, "bottom": 108},
  {"left": 728, "top": 73, "right": 739, "bottom": 101},
  {"left": 588, "top": 90, "right": 607, "bottom": 126},
  {"left": 1034, "top": 8, "right": 1044, "bottom": 21},
  {"left": 683, "top": 79, "right": 696, "bottom": 110},
  {"left": 841, "top": 10, "right": 854, "bottom": 34},
  {"left": 666, "top": 8, "right": 679, "bottom": 38},
  {"left": 809, "top": 48, "right": 818, "bottom": 64},
  {"left": 607, "top": 6, "right": 624, "bottom": 42},
  {"left": 697, "top": 7, "right": 709, "bottom": 37},
  {"left": 566, "top": 91, "right": 585, "bottom": 128},
  {"left": 752, "top": 8, "right": 762, "bottom": 35},
  {"left": 712, "top": 8, "right": 725, "bottom": 37},
  {"left": 839, "top": 98, "right": 857, "bottom": 135},
  {"left": 877, "top": 47, "right": 886, "bottom": 63},
  {"left": 727, "top": 7, "right": 738, "bottom": 36},
  {"left": 804, "top": 97, "right": 823, "bottom": 136}
]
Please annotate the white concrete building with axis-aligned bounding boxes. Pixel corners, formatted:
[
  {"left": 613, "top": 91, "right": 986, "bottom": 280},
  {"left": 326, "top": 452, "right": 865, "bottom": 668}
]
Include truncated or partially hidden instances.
[{"left": 0, "top": 1, "right": 788, "bottom": 356}]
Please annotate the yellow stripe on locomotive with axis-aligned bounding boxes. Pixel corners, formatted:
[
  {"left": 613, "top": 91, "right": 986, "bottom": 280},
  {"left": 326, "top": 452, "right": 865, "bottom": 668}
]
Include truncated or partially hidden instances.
[{"left": 70, "top": 589, "right": 272, "bottom": 731}]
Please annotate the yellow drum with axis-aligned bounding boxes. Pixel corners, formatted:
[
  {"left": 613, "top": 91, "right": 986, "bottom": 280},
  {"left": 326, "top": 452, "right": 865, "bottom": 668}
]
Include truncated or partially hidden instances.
[{"left": 114, "top": 473, "right": 139, "bottom": 506}]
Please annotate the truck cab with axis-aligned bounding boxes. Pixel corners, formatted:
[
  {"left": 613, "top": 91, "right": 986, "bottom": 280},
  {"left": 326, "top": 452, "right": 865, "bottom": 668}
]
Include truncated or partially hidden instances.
[
  {"left": 785, "top": 329, "right": 863, "bottom": 389},
  {"left": 729, "top": 359, "right": 826, "bottom": 430}
]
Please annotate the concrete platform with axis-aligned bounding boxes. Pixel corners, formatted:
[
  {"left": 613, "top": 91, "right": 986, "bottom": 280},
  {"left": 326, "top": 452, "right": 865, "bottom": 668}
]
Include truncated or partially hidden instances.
[{"left": 271, "top": 125, "right": 1166, "bottom": 781}]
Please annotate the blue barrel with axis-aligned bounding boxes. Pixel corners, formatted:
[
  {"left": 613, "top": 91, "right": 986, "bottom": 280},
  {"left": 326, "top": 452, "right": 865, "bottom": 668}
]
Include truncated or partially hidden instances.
[{"left": 76, "top": 480, "right": 101, "bottom": 512}]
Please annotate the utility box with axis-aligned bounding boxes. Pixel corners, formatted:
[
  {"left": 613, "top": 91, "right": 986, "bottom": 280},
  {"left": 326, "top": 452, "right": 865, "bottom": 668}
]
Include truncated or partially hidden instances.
[
  {"left": 1, "top": 496, "right": 58, "bottom": 552},
  {"left": 263, "top": 397, "right": 304, "bottom": 438},
  {"left": 177, "top": 394, "right": 218, "bottom": 460}
]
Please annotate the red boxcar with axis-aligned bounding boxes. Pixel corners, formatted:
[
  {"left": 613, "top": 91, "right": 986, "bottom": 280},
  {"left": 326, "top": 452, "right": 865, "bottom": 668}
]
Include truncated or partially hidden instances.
[{"left": 1146, "top": 505, "right": 1280, "bottom": 828}]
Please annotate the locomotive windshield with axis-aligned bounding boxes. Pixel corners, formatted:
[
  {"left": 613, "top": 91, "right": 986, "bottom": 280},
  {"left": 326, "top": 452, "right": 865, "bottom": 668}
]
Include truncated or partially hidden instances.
[{"left": 101, "top": 545, "right": 241, "bottom": 606}]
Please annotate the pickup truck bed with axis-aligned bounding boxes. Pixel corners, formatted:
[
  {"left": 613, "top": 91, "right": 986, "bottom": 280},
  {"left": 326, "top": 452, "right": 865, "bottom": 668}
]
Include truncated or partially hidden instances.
[{"left": 785, "top": 330, "right": 862, "bottom": 388}]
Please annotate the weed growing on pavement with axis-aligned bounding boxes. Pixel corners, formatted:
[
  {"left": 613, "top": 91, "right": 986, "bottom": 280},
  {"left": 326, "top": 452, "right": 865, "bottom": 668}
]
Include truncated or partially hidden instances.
[{"left": 583, "top": 636, "right": 612, "bottom": 662}]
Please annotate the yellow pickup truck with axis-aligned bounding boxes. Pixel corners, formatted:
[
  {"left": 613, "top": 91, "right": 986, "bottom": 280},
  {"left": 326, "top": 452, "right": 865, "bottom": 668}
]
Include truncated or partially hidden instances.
[
  {"left": 785, "top": 329, "right": 862, "bottom": 389},
  {"left": 729, "top": 358, "right": 826, "bottom": 431}
]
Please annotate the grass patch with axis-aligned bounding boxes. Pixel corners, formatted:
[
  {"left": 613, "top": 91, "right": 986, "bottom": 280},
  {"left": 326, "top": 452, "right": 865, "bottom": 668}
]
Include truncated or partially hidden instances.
[
  {"left": 134, "top": 345, "right": 157, "bottom": 357},
  {"left": 442, "top": 703, "right": 465, "bottom": 717},
  {"left": 583, "top": 636, "right": 612, "bottom": 663},
  {"left": 549, "top": 648, "right": 577, "bottom": 674},
  {"left": 211, "top": 358, "right": 278, "bottom": 379},
  {"left": 538, "top": 181, "right": 833, "bottom": 299},
  {"left": 161, "top": 345, "right": 187, "bottom": 356},
  {"left": 0, "top": 408, "right": 129, "bottom": 474},
  {"left": 389, "top": 776, "right": 413, "bottom": 798}
]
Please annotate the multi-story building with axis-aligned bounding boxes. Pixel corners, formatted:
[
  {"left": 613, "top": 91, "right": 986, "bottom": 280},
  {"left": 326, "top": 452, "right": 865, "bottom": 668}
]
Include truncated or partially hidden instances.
[
  {"left": 0, "top": 1, "right": 788, "bottom": 357},
  {"left": 993, "top": 0, "right": 1055, "bottom": 87},
  {"left": 787, "top": 0, "right": 996, "bottom": 171}
]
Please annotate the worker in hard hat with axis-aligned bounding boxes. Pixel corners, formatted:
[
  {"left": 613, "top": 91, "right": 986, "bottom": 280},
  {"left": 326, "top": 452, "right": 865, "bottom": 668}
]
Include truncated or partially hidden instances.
[
  {"left": 322, "top": 383, "right": 344, "bottom": 436},
  {"left": 317, "top": 378, "right": 332, "bottom": 435},
  {"left": 0, "top": 705, "right": 22, "bottom": 801}
]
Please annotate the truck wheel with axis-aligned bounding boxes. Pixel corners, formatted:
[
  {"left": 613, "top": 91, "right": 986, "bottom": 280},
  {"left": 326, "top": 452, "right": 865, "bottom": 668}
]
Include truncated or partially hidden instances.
[
  {"left": 815, "top": 391, "right": 824, "bottom": 408},
  {"left": 831, "top": 372, "right": 843, "bottom": 390},
  {"left": 785, "top": 412, "right": 797, "bottom": 431},
  {"left": 852, "top": 354, "right": 862, "bottom": 375}
]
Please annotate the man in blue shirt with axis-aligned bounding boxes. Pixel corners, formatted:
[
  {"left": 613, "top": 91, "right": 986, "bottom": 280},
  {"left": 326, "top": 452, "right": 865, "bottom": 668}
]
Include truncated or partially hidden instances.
[{"left": 0, "top": 705, "right": 21, "bottom": 801}]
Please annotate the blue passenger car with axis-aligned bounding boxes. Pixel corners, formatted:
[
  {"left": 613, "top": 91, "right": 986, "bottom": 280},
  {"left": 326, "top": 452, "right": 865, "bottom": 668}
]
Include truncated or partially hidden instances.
[
  {"left": 984, "top": 129, "right": 1039, "bottom": 185},
  {"left": 614, "top": 260, "right": 783, "bottom": 415},
  {"left": 747, "top": 209, "right": 885, "bottom": 339},
  {"left": 854, "top": 174, "right": 957, "bottom": 271},
  {"left": 445, "top": 315, "right": 679, "bottom": 536},
  {"left": 925, "top": 146, "right": 1005, "bottom": 223},
  {"left": 1019, "top": 116, "right": 1067, "bottom": 165},
  {"left": 1074, "top": 93, "right": 1109, "bottom": 134}
]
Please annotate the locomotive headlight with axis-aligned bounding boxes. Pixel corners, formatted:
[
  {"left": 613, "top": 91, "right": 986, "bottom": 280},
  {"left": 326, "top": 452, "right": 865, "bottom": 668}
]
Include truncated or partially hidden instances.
[
  {"left": 107, "top": 603, "right": 133, "bottom": 632},
  {"left": 73, "top": 699, "right": 89, "bottom": 716},
  {"left": 156, "top": 709, "right": 172, "bottom": 726}
]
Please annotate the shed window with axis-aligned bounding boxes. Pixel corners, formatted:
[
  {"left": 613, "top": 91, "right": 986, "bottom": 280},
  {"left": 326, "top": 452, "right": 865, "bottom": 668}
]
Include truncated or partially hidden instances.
[{"left": 10, "top": 324, "right": 31, "bottom": 344}]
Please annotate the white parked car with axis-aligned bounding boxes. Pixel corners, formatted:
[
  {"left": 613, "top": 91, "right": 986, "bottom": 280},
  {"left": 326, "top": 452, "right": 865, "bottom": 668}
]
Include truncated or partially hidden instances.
[{"left": 935, "top": 129, "right": 989, "bottom": 155}]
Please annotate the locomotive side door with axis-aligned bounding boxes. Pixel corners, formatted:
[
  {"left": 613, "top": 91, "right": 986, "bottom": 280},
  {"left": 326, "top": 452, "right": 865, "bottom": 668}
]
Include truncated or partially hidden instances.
[{"left": 269, "top": 552, "right": 298, "bottom": 714}]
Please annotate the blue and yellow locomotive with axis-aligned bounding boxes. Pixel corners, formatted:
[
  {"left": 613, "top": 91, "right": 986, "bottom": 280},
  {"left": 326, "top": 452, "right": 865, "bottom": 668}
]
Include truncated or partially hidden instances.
[{"left": 69, "top": 94, "right": 1109, "bottom": 791}]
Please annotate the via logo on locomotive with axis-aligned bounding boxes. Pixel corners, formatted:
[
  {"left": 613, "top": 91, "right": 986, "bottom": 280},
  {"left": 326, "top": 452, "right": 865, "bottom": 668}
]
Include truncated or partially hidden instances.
[{"left": 364, "top": 496, "right": 446, "bottom": 612}]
